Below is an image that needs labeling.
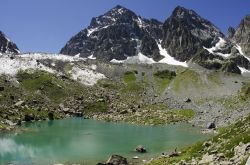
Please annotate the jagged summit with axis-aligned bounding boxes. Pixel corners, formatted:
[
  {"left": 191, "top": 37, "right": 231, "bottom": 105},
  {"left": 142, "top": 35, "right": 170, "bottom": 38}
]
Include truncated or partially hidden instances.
[
  {"left": 231, "top": 15, "right": 250, "bottom": 57},
  {"left": 60, "top": 5, "right": 163, "bottom": 62},
  {"left": 89, "top": 5, "right": 138, "bottom": 29},
  {"left": 60, "top": 5, "right": 250, "bottom": 74},
  {"left": 172, "top": 6, "right": 198, "bottom": 18},
  {"left": 0, "top": 31, "right": 19, "bottom": 54},
  {"left": 161, "top": 6, "right": 224, "bottom": 61}
]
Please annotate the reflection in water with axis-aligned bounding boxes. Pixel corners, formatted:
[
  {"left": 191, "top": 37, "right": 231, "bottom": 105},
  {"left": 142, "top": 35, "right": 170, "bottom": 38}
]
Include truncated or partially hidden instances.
[
  {"left": 48, "top": 120, "right": 54, "bottom": 127},
  {"left": 0, "top": 118, "right": 209, "bottom": 165},
  {"left": 0, "top": 138, "right": 36, "bottom": 163}
]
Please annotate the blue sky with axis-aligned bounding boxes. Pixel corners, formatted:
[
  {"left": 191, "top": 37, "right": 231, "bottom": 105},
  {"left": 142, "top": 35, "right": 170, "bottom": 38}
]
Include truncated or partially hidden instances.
[{"left": 0, "top": 0, "right": 249, "bottom": 53}]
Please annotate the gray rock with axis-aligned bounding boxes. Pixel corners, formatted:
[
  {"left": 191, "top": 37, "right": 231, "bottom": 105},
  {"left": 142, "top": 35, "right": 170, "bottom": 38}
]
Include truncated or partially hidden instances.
[
  {"left": 232, "top": 15, "right": 250, "bottom": 57},
  {"left": 106, "top": 155, "right": 128, "bottom": 165},
  {"left": 0, "top": 31, "right": 19, "bottom": 54},
  {"left": 135, "top": 145, "right": 147, "bottom": 153},
  {"left": 161, "top": 6, "right": 224, "bottom": 62},
  {"left": 0, "top": 86, "right": 4, "bottom": 91},
  {"left": 207, "top": 122, "right": 216, "bottom": 129},
  {"left": 24, "top": 114, "right": 35, "bottom": 122},
  {"left": 48, "top": 112, "right": 54, "bottom": 120}
]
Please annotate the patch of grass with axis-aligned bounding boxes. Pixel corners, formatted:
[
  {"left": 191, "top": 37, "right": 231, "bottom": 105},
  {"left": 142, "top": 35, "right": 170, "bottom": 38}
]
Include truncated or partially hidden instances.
[
  {"left": 207, "top": 72, "right": 222, "bottom": 85},
  {"left": 172, "top": 109, "right": 195, "bottom": 119},
  {"left": 64, "top": 63, "right": 73, "bottom": 73},
  {"left": 121, "top": 71, "right": 144, "bottom": 93},
  {"left": 0, "top": 75, "right": 23, "bottom": 105},
  {"left": 17, "top": 70, "right": 68, "bottom": 103},
  {"left": 16, "top": 70, "right": 86, "bottom": 104},
  {"left": 123, "top": 71, "right": 136, "bottom": 84},
  {"left": 84, "top": 101, "right": 108, "bottom": 113},
  {"left": 172, "top": 69, "right": 202, "bottom": 92},
  {"left": 153, "top": 70, "right": 176, "bottom": 94},
  {"left": 97, "top": 79, "right": 118, "bottom": 89},
  {"left": 239, "top": 81, "right": 250, "bottom": 100},
  {"left": 154, "top": 70, "right": 176, "bottom": 79},
  {"left": 148, "top": 113, "right": 250, "bottom": 164}
]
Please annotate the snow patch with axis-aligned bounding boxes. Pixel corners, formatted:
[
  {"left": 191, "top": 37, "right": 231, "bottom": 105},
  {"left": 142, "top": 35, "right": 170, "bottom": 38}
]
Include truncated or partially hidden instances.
[
  {"left": 88, "top": 54, "right": 96, "bottom": 60},
  {"left": 0, "top": 55, "right": 56, "bottom": 76},
  {"left": 87, "top": 28, "right": 98, "bottom": 37},
  {"left": 238, "top": 66, "right": 250, "bottom": 74},
  {"left": 235, "top": 45, "right": 250, "bottom": 62},
  {"left": 111, "top": 53, "right": 155, "bottom": 64},
  {"left": 136, "top": 17, "right": 145, "bottom": 28},
  {"left": 20, "top": 53, "right": 85, "bottom": 62},
  {"left": 203, "top": 37, "right": 231, "bottom": 58},
  {"left": 70, "top": 66, "right": 105, "bottom": 86},
  {"left": 87, "top": 25, "right": 109, "bottom": 37},
  {"left": 111, "top": 45, "right": 188, "bottom": 67},
  {"left": 0, "top": 53, "right": 104, "bottom": 86},
  {"left": 158, "top": 44, "right": 188, "bottom": 67}
]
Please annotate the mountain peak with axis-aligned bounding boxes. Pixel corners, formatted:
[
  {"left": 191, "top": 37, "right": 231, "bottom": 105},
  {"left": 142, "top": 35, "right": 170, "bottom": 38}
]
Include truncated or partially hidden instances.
[
  {"left": 89, "top": 5, "right": 138, "bottom": 28},
  {"left": 0, "top": 31, "right": 19, "bottom": 54},
  {"left": 107, "top": 5, "right": 136, "bottom": 17},
  {"left": 241, "top": 14, "right": 250, "bottom": 25},
  {"left": 172, "top": 6, "right": 197, "bottom": 18},
  {"left": 112, "top": 5, "right": 126, "bottom": 10}
]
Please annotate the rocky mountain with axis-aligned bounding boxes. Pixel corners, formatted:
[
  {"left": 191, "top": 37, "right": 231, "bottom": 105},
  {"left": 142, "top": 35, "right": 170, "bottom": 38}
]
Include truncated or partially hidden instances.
[
  {"left": 60, "top": 5, "right": 250, "bottom": 74},
  {"left": 60, "top": 5, "right": 163, "bottom": 62},
  {"left": 0, "top": 31, "right": 19, "bottom": 54},
  {"left": 230, "top": 15, "right": 250, "bottom": 57},
  {"left": 161, "top": 6, "right": 224, "bottom": 62}
]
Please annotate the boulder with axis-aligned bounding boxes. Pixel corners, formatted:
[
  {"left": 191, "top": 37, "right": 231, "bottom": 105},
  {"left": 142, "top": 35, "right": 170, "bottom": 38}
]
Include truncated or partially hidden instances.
[
  {"left": 24, "top": 114, "right": 34, "bottom": 122},
  {"left": 0, "top": 86, "right": 4, "bottom": 91},
  {"left": 207, "top": 122, "right": 216, "bottom": 129},
  {"left": 15, "top": 101, "right": 25, "bottom": 107},
  {"left": 184, "top": 98, "right": 191, "bottom": 103},
  {"left": 16, "top": 120, "right": 22, "bottom": 126},
  {"left": 106, "top": 155, "right": 128, "bottom": 165},
  {"left": 48, "top": 112, "right": 54, "bottom": 120},
  {"left": 135, "top": 145, "right": 147, "bottom": 153}
]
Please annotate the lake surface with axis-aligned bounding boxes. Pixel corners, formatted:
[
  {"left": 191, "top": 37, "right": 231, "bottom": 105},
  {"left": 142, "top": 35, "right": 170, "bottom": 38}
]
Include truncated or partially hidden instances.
[{"left": 0, "top": 118, "right": 208, "bottom": 165}]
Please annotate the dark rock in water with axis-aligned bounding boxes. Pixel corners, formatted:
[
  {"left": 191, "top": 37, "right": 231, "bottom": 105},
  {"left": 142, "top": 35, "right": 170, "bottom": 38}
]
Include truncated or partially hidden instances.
[
  {"left": 0, "top": 86, "right": 4, "bottom": 91},
  {"left": 73, "top": 111, "right": 83, "bottom": 117},
  {"left": 106, "top": 154, "right": 128, "bottom": 165},
  {"left": 135, "top": 145, "right": 147, "bottom": 153},
  {"left": 24, "top": 114, "right": 35, "bottom": 122},
  {"left": 207, "top": 122, "right": 216, "bottom": 129},
  {"left": 16, "top": 120, "right": 22, "bottom": 126},
  {"left": 48, "top": 112, "right": 54, "bottom": 120}
]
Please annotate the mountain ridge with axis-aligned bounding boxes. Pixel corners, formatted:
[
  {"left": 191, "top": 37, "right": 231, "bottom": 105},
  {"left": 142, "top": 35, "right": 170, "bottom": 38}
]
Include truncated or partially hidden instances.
[
  {"left": 0, "top": 31, "right": 19, "bottom": 54},
  {"left": 60, "top": 5, "right": 250, "bottom": 74}
]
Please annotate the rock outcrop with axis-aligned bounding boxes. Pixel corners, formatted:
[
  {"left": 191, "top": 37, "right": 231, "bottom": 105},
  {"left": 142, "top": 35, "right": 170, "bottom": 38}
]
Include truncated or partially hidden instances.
[
  {"left": 161, "top": 6, "right": 224, "bottom": 62},
  {"left": 0, "top": 31, "right": 19, "bottom": 54},
  {"left": 231, "top": 15, "right": 250, "bottom": 57}
]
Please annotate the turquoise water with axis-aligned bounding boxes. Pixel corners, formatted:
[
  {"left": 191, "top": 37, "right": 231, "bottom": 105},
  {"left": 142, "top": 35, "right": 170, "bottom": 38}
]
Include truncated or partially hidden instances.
[{"left": 0, "top": 118, "right": 208, "bottom": 165}]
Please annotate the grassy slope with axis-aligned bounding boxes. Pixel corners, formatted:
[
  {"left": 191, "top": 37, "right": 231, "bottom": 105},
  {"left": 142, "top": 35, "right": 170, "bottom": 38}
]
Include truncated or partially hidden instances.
[{"left": 148, "top": 114, "right": 250, "bottom": 165}]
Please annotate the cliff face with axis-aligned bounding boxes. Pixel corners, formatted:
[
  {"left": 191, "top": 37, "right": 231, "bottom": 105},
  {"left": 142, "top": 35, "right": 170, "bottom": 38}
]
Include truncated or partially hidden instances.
[{"left": 0, "top": 31, "right": 19, "bottom": 54}]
